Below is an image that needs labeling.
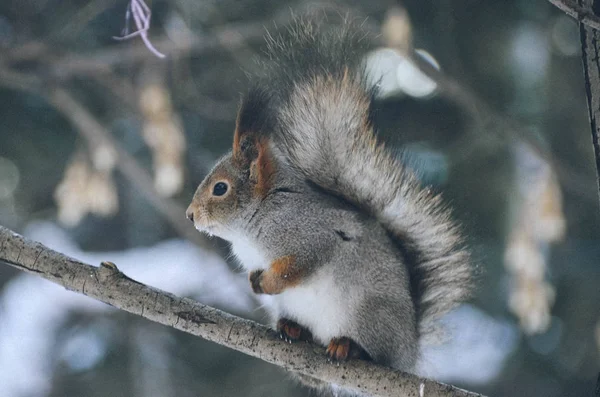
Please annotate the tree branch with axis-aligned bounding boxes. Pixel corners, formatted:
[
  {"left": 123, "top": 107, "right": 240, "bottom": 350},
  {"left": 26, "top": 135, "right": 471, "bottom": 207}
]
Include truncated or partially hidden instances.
[
  {"left": 0, "top": 65, "right": 211, "bottom": 250},
  {"left": 578, "top": 0, "right": 600, "bottom": 206},
  {"left": 547, "top": 0, "right": 600, "bottom": 31},
  {"left": 45, "top": 87, "right": 211, "bottom": 249},
  {"left": 0, "top": 225, "right": 485, "bottom": 397},
  {"left": 408, "top": 46, "right": 598, "bottom": 204},
  {"left": 8, "top": 13, "right": 292, "bottom": 80}
]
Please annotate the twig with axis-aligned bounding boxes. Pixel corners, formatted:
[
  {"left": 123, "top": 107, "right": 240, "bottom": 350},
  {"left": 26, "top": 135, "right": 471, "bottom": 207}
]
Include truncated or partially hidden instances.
[
  {"left": 37, "top": 12, "right": 294, "bottom": 79},
  {"left": 0, "top": 225, "right": 486, "bottom": 397},
  {"left": 547, "top": 0, "right": 600, "bottom": 31},
  {"left": 45, "top": 88, "right": 211, "bottom": 249},
  {"left": 0, "top": 66, "right": 210, "bottom": 250},
  {"left": 577, "top": 0, "right": 600, "bottom": 205},
  {"left": 408, "top": 48, "right": 598, "bottom": 204},
  {"left": 374, "top": 8, "right": 597, "bottom": 203}
]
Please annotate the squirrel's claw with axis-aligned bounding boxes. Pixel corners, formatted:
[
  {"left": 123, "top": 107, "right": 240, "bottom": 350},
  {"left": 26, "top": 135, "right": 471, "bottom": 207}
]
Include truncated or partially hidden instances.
[
  {"left": 326, "top": 337, "right": 351, "bottom": 361},
  {"left": 326, "top": 337, "right": 371, "bottom": 363},
  {"left": 276, "top": 318, "right": 312, "bottom": 343}
]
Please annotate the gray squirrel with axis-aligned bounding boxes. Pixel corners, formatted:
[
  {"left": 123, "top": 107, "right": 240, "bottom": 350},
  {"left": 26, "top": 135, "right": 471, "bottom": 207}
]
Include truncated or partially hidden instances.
[{"left": 186, "top": 15, "right": 471, "bottom": 376}]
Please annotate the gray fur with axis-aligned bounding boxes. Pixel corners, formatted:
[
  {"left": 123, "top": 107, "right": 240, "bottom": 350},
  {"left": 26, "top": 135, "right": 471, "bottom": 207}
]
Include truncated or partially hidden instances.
[
  {"left": 264, "top": 17, "right": 472, "bottom": 340},
  {"left": 251, "top": 180, "right": 419, "bottom": 369},
  {"left": 187, "top": 15, "right": 472, "bottom": 395},
  {"left": 194, "top": 151, "right": 420, "bottom": 368}
]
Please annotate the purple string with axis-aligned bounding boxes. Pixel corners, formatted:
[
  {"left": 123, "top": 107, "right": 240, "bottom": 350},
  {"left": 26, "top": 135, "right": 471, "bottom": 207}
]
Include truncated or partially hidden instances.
[{"left": 113, "top": 0, "right": 165, "bottom": 59}]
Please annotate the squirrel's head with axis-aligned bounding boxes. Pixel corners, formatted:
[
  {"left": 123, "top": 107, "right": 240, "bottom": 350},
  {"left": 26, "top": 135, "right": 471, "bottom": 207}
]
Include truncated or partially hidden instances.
[
  {"left": 186, "top": 136, "right": 276, "bottom": 239},
  {"left": 187, "top": 86, "right": 278, "bottom": 239}
]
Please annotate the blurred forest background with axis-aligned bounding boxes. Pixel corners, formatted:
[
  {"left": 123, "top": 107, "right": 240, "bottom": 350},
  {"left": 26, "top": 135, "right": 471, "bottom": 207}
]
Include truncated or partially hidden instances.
[{"left": 0, "top": 0, "right": 599, "bottom": 396}]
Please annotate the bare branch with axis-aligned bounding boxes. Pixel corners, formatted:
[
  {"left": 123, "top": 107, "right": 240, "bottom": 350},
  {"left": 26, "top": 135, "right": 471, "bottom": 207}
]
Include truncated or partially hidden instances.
[
  {"left": 12, "top": 13, "right": 294, "bottom": 80},
  {"left": 407, "top": 47, "right": 598, "bottom": 204},
  {"left": 547, "top": 0, "right": 600, "bottom": 31},
  {"left": 1, "top": 19, "right": 269, "bottom": 81},
  {"left": 577, "top": 0, "right": 600, "bottom": 205},
  {"left": 0, "top": 65, "right": 210, "bottom": 249},
  {"left": 0, "top": 225, "right": 485, "bottom": 397},
  {"left": 45, "top": 87, "right": 211, "bottom": 249},
  {"left": 375, "top": 8, "right": 596, "bottom": 203}
]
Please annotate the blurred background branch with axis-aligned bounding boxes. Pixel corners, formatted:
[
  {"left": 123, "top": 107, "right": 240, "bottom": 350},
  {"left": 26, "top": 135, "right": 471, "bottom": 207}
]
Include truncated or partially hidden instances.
[
  {"left": 383, "top": 10, "right": 598, "bottom": 204},
  {"left": 577, "top": 0, "right": 600, "bottom": 204},
  {"left": 547, "top": 0, "right": 600, "bottom": 30},
  {"left": 0, "top": 65, "right": 210, "bottom": 249}
]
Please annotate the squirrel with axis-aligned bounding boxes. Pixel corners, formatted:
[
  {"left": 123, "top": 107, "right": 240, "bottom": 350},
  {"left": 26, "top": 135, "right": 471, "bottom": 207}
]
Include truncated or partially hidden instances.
[{"left": 186, "top": 16, "right": 472, "bottom": 375}]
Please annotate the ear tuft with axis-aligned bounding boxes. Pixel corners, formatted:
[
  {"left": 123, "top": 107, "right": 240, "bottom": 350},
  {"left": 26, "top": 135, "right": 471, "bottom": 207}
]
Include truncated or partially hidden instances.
[{"left": 233, "top": 86, "right": 274, "bottom": 158}]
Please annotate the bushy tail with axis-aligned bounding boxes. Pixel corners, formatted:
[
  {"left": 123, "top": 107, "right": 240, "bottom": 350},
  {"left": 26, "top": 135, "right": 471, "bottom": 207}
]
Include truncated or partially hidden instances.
[{"left": 251, "top": 16, "right": 472, "bottom": 338}]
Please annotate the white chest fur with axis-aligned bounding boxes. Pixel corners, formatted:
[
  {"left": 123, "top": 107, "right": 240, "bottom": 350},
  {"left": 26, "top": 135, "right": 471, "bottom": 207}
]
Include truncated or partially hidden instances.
[
  {"left": 228, "top": 233, "right": 269, "bottom": 271},
  {"left": 275, "top": 269, "right": 350, "bottom": 344},
  {"left": 228, "top": 234, "right": 351, "bottom": 345}
]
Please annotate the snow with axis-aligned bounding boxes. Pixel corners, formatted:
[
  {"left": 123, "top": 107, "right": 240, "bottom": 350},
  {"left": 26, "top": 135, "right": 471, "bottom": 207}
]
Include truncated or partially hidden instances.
[
  {"left": 418, "top": 305, "right": 519, "bottom": 384},
  {"left": 0, "top": 221, "right": 517, "bottom": 396},
  {"left": 0, "top": 221, "right": 252, "bottom": 397}
]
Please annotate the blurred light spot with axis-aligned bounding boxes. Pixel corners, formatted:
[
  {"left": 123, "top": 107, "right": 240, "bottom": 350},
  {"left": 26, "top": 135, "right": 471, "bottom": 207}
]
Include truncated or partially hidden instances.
[
  {"left": 510, "top": 24, "right": 550, "bottom": 87},
  {"left": 139, "top": 83, "right": 186, "bottom": 197},
  {"left": 419, "top": 304, "right": 519, "bottom": 384},
  {"left": 59, "top": 328, "right": 107, "bottom": 372},
  {"left": 164, "top": 11, "right": 194, "bottom": 46},
  {"left": 91, "top": 144, "right": 117, "bottom": 172},
  {"left": 396, "top": 49, "right": 439, "bottom": 98},
  {"left": 415, "top": 49, "right": 440, "bottom": 70},
  {"left": 382, "top": 6, "right": 413, "bottom": 53},
  {"left": 551, "top": 15, "right": 581, "bottom": 57},
  {"left": 365, "top": 48, "right": 403, "bottom": 97},
  {"left": 0, "top": 157, "right": 20, "bottom": 200},
  {"left": 366, "top": 48, "right": 440, "bottom": 98},
  {"left": 505, "top": 142, "right": 564, "bottom": 335}
]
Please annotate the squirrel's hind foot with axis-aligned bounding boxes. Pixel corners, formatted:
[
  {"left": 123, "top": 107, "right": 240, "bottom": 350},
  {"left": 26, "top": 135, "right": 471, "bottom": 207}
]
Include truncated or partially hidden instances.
[
  {"left": 326, "top": 337, "right": 372, "bottom": 362},
  {"left": 276, "top": 318, "right": 313, "bottom": 343}
]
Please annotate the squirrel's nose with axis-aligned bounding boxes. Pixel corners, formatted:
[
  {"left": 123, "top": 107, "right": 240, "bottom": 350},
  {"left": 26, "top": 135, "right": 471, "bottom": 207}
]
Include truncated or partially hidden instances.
[{"left": 186, "top": 208, "right": 194, "bottom": 223}]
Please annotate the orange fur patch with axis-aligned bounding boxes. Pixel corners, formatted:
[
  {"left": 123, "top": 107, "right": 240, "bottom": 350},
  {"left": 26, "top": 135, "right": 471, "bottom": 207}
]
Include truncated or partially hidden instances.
[
  {"left": 255, "top": 255, "right": 305, "bottom": 294},
  {"left": 271, "top": 255, "right": 297, "bottom": 278},
  {"left": 253, "top": 138, "right": 276, "bottom": 198}
]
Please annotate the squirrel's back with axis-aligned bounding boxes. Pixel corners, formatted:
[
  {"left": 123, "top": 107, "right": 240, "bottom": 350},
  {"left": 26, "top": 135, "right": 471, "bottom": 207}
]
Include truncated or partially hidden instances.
[{"left": 240, "top": 15, "right": 472, "bottom": 341}]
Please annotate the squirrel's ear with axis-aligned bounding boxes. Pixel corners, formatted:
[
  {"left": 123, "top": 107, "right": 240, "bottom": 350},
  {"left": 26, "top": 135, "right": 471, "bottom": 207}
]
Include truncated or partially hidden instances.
[
  {"left": 232, "top": 87, "right": 276, "bottom": 196},
  {"left": 249, "top": 138, "right": 276, "bottom": 197},
  {"left": 233, "top": 87, "right": 273, "bottom": 158}
]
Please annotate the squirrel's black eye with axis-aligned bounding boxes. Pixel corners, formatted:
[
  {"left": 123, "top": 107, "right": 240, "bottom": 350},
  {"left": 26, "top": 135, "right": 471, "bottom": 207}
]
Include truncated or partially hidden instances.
[{"left": 213, "top": 182, "right": 228, "bottom": 196}]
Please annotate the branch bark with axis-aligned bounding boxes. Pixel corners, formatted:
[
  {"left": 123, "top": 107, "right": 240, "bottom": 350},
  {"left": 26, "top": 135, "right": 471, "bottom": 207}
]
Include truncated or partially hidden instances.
[
  {"left": 547, "top": 0, "right": 600, "bottom": 31},
  {"left": 577, "top": 0, "right": 600, "bottom": 206},
  {"left": 0, "top": 225, "right": 485, "bottom": 397}
]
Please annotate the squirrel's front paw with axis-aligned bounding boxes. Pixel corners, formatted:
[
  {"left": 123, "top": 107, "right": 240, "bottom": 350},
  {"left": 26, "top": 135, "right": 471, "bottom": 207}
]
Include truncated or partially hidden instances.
[{"left": 249, "top": 269, "right": 265, "bottom": 294}]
